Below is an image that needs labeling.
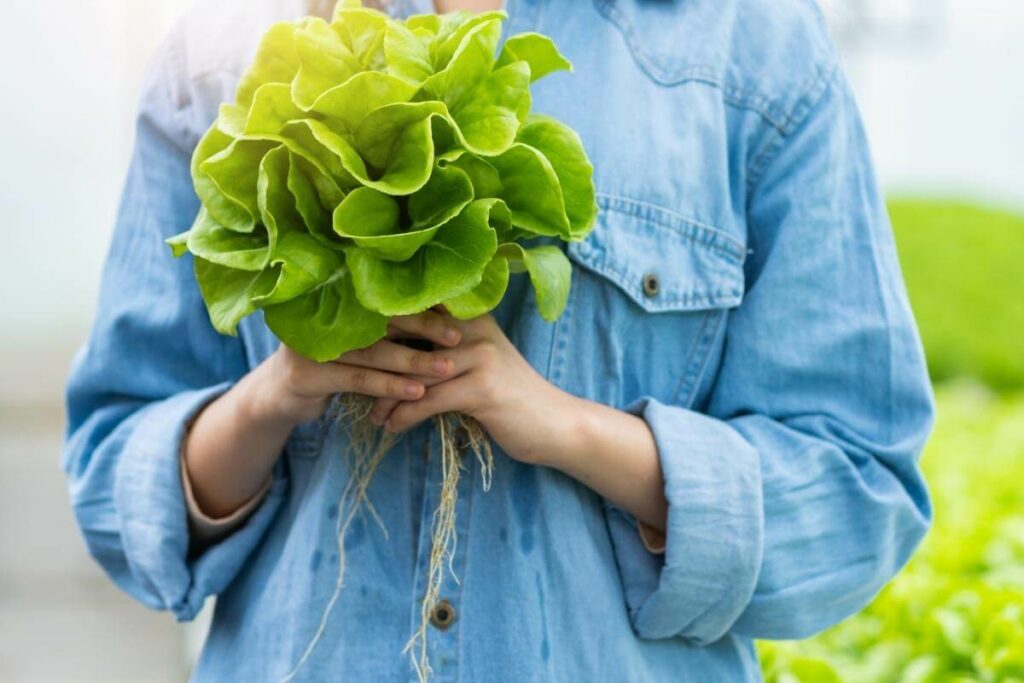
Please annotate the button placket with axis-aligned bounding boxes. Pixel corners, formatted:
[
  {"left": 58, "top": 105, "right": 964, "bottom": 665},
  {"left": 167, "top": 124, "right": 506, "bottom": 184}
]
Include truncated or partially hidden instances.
[{"left": 408, "top": 426, "right": 475, "bottom": 680}]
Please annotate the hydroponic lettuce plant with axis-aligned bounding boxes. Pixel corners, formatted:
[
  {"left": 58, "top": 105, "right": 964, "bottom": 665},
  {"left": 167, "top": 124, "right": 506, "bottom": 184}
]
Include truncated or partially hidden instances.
[
  {"left": 168, "top": 2, "right": 594, "bottom": 362},
  {"left": 166, "top": 1, "right": 596, "bottom": 681}
]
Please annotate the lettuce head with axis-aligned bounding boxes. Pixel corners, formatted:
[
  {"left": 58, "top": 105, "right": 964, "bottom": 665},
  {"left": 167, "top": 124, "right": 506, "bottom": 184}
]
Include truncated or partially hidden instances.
[{"left": 169, "top": 0, "right": 597, "bottom": 362}]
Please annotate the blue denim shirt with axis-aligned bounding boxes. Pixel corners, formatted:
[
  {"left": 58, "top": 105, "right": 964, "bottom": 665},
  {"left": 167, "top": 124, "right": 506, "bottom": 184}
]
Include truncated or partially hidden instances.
[{"left": 63, "top": 0, "right": 934, "bottom": 680}]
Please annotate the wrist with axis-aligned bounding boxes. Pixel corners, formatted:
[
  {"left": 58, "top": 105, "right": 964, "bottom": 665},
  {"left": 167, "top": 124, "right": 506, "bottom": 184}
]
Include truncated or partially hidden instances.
[
  {"left": 532, "top": 389, "right": 594, "bottom": 471},
  {"left": 237, "top": 364, "right": 304, "bottom": 432}
]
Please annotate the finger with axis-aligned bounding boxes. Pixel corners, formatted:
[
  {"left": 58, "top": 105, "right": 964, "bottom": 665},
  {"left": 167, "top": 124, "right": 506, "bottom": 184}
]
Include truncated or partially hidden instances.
[
  {"left": 313, "top": 364, "right": 425, "bottom": 400},
  {"left": 369, "top": 371, "right": 453, "bottom": 426},
  {"left": 387, "top": 311, "right": 461, "bottom": 347},
  {"left": 436, "top": 310, "right": 498, "bottom": 343},
  {"left": 340, "top": 340, "right": 454, "bottom": 378},
  {"left": 385, "top": 377, "right": 470, "bottom": 432},
  {"left": 369, "top": 398, "right": 400, "bottom": 426}
]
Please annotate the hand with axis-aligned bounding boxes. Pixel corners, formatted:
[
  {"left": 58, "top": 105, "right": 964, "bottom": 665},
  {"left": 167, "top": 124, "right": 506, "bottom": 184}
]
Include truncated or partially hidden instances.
[
  {"left": 367, "top": 312, "right": 669, "bottom": 531},
  {"left": 251, "top": 310, "right": 462, "bottom": 426},
  {"left": 368, "top": 313, "right": 583, "bottom": 467}
]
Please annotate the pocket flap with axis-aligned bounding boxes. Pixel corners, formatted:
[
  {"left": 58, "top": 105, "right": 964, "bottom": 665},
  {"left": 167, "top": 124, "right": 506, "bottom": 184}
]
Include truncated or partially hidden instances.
[{"left": 568, "top": 197, "right": 745, "bottom": 313}]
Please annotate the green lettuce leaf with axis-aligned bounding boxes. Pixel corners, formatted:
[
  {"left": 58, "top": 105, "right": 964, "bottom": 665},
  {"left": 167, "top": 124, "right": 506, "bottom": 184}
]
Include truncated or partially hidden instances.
[
  {"left": 332, "top": 186, "right": 440, "bottom": 261},
  {"left": 515, "top": 115, "right": 598, "bottom": 238},
  {"left": 443, "top": 254, "right": 510, "bottom": 320},
  {"left": 280, "top": 119, "right": 364, "bottom": 190},
  {"left": 176, "top": 1, "right": 597, "bottom": 360},
  {"left": 198, "top": 138, "right": 278, "bottom": 233},
  {"left": 346, "top": 198, "right": 500, "bottom": 315},
  {"left": 449, "top": 60, "right": 531, "bottom": 157},
  {"left": 292, "top": 18, "right": 361, "bottom": 110},
  {"left": 286, "top": 152, "right": 338, "bottom": 244},
  {"left": 496, "top": 243, "right": 572, "bottom": 321},
  {"left": 430, "top": 10, "right": 506, "bottom": 70},
  {"left": 384, "top": 20, "right": 434, "bottom": 83},
  {"left": 245, "top": 83, "right": 306, "bottom": 136},
  {"left": 186, "top": 208, "right": 270, "bottom": 271},
  {"left": 253, "top": 231, "right": 343, "bottom": 306},
  {"left": 235, "top": 21, "right": 303, "bottom": 108},
  {"left": 311, "top": 71, "right": 419, "bottom": 133},
  {"left": 353, "top": 101, "right": 447, "bottom": 193},
  {"left": 497, "top": 32, "right": 573, "bottom": 82},
  {"left": 407, "top": 161, "right": 474, "bottom": 229},
  {"left": 193, "top": 256, "right": 274, "bottom": 335},
  {"left": 263, "top": 270, "right": 388, "bottom": 362},
  {"left": 487, "top": 142, "right": 571, "bottom": 238}
]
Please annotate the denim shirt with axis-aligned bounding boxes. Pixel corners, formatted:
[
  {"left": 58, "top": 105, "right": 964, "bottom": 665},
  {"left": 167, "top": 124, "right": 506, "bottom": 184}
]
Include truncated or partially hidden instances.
[{"left": 62, "top": 0, "right": 935, "bottom": 680}]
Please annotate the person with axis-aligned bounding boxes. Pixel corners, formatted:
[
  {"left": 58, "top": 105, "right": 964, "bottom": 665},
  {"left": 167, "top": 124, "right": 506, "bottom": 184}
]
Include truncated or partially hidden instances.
[{"left": 62, "top": 0, "right": 935, "bottom": 680}]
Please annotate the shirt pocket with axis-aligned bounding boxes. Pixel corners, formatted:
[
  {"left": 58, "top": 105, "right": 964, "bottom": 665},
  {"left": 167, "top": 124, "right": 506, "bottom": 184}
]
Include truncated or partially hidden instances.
[{"left": 550, "top": 196, "right": 745, "bottom": 408}]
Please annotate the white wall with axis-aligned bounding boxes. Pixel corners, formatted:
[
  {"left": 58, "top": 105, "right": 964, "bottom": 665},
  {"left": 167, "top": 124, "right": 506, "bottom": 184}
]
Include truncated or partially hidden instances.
[
  {"left": 0, "top": 0, "right": 194, "bottom": 402},
  {"left": 841, "top": 0, "right": 1024, "bottom": 208},
  {"left": 0, "top": 0, "right": 1022, "bottom": 384}
]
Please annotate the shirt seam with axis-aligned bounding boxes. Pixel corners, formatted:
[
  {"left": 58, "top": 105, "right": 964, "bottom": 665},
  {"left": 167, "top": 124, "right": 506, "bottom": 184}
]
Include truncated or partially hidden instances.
[
  {"left": 592, "top": 0, "right": 837, "bottom": 136},
  {"left": 745, "top": 63, "right": 841, "bottom": 196},
  {"left": 594, "top": 193, "right": 746, "bottom": 262}
]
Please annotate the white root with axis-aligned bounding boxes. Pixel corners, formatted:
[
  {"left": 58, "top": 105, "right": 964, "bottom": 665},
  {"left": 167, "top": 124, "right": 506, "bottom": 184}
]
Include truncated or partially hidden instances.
[
  {"left": 404, "top": 413, "right": 493, "bottom": 683},
  {"left": 280, "top": 398, "right": 493, "bottom": 683}
]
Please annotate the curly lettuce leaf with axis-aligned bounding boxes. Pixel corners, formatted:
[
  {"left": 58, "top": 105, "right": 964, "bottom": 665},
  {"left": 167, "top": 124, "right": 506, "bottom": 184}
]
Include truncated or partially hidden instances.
[
  {"left": 497, "top": 32, "right": 573, "bottom": 82},
  {"left": 193, "top": 257, "right": 275, "bottom": 335},
  {"left": 263, "top": 270, "right": 388, "bottom": 362},
  {"left": 515, "top": 115, "right": 597, "bottom": 238},
  {"left": 311, "top": 71, "right": 419, "bottom": 133},
  {"left": 346, "top": 198, "right": 500, "bottom": 315},
  {"left": 186, "top": 209, "right": 270, "bottom": 271},
  {"left": 444, "top": 254, "right": 510, "bottom": 320},
  {"left": 252, "top": 232, "right": 343, "bottom": 307},
  {"left": 497, "top": 243, "right": 572, "bottom": 321},
  {"left": 292, "top": 18, "right": 361, "bottom": 110},
  {"left": 235, "top": 21, "right": 303, "bottom": 108},
  {"left": 176, "top": 1, "right": 597, "bottom": 360}
]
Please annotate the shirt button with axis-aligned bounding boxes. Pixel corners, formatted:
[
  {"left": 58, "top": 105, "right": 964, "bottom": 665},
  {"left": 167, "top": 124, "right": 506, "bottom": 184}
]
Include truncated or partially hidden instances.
[
  {"left": 642, "top": 273, "right": 660, "bottom": 298},
  {"left": 430, "top": 599, "right": 456, "bottom": 630}
]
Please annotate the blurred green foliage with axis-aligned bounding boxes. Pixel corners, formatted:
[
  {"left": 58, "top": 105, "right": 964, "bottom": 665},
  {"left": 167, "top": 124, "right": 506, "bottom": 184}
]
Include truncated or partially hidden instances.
[
  {"left": 759, "top": 200, "right": 1024, "bottom": 682},
  {"left": 890, "top": 199, "right": 1024, "bottom": 390},
  {"left": 760, "top": 385, "right": 1024, "bottom": 682}
]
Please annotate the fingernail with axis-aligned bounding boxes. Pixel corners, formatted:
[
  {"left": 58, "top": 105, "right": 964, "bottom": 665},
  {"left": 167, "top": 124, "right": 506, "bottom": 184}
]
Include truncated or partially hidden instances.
[
  {"left": 434, "top": 358, "right": 450, "bottom": 375},
  {"left": 405, "top": 383, "right": 422, "bottom": 397},
  {"left": 444, "top": 328, "right": 460, "bottom": 344}
]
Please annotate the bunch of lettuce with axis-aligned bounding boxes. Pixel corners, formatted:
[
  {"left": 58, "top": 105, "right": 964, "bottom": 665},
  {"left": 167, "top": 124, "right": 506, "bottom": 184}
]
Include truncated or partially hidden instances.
[{"left": 168, "top": 0, "right": 597, "bottom": 362}]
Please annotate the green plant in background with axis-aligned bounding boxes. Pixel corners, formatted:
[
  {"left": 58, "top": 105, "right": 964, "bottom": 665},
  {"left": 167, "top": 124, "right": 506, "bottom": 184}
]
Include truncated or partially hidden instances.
[
  {"left": 761, "top": 384, "right": 1024, "bottom": 682},
  {"left": 890, "top": 199, "right": 1024, "bottom": 391},
  {"left": 760, "top": 200, "right": 1024, "bottom": 682}
]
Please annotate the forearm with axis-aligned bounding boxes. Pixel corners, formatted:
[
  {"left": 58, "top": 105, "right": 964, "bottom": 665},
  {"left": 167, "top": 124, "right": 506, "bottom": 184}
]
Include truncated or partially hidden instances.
[
  {"left": 540, "top": 391, "right": 668, "bottom": 531},
  {"left": 183, "top": 316, "right": 458, "bottom": 519},
  {"left": 184, "top": 368, "right": 295, "bottom": 518}
]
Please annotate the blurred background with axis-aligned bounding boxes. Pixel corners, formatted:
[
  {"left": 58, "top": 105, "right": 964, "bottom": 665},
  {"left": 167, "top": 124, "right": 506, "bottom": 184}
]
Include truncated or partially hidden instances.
[{"left": 0, "top": 0, "right": 1021, "bottom": 681}]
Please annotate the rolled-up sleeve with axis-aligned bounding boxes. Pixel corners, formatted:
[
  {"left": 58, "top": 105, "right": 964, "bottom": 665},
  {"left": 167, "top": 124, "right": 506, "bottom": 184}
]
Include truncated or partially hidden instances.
[
  {"left": 61, "top": 26, "right": 285, "bottom": 622},
  {"left": 605, "top": 68, "right": 934, "bottom": 645}
]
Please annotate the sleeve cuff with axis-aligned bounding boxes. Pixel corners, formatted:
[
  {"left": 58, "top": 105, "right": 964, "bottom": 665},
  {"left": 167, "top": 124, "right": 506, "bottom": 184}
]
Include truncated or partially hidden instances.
[
  {"left": 603, "top": 397, "right": 764, "bottom": 643},
  {"left": 114, "top": 383, "right": 286, "bottom": 621}
]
